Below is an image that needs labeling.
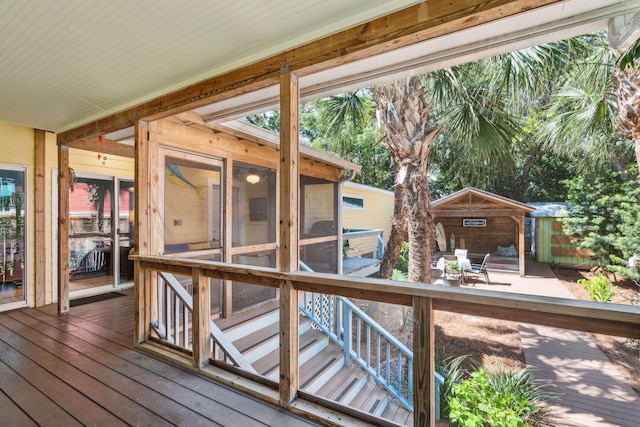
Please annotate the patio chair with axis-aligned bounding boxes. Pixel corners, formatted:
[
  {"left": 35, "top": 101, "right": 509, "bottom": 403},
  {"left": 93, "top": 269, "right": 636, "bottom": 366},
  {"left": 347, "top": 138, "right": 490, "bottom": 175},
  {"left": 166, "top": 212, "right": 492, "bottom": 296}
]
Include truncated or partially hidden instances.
[{"left": 463, "top": 253, "right": 491, "bottom": 284}]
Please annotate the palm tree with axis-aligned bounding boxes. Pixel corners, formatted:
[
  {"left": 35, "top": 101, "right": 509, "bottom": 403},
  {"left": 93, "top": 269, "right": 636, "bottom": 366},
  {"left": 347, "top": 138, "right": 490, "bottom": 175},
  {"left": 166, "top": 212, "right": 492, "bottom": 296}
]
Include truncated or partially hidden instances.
[
  {"left": 536, "top": 33, "right": 635, "bottom": 173},
  {"left": 312, "top": 37, "right": 595, "bottom": 282},
  {"left": 373, "top": 78, "right": 442, "bottom": 283},
  {"left": 612, "top": 36, "right": 640, "bottom": 176}
]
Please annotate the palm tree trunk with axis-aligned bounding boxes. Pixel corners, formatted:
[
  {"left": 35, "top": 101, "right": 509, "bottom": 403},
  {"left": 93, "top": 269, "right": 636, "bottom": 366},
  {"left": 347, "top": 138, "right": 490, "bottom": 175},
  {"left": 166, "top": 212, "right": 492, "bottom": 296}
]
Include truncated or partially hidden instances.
[{"left": 378, "top": 174, "right": 407, "bottom": 279}]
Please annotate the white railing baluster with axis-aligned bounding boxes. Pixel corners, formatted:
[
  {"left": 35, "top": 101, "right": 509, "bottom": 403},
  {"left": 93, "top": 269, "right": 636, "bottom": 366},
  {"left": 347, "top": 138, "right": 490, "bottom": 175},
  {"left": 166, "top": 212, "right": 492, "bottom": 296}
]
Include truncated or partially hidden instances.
[
  {"left": 183, "top": 305, "right": 189, "bottom": 348},
  {"left": 165, "top": 283, "right": 172, "bottom": 343}
]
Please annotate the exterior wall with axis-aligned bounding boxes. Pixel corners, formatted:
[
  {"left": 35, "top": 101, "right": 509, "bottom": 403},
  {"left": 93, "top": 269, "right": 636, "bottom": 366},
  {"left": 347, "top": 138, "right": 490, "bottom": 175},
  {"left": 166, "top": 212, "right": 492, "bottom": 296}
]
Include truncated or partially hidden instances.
[
  {"left": 342, "top": 182, "right": 393, "bottom": 257},
  {"left": 0, "top": 121, "right": 58, "bottom": 306},
  {"left": 534, "top": 217, "right": 593, "bottom": 267},
  {"left": 438, "top": 216, "right": 516, "bottom": 256},
  {"left": 69, "top": 148, "right": 134, "bottom": 177}
]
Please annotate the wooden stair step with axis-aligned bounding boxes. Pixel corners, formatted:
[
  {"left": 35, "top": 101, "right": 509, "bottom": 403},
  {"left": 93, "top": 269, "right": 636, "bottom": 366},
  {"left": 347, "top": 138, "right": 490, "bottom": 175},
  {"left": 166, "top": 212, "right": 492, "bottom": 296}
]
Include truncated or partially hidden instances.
[
  {"left": 315, "top": 364, "right": 367, "bottom": 405},
  {"left": 299, "top": 346, "right": 346, "bottom": 393},
  {"left": 233, "top": 316, "right": 311, "bottom": 363},
  {"left": 349, "top": 378, "right": 389, "bottom": 417},
  {"left": 382, "top": 401, "right": 412, "bottom": 425},
  {"left": 214, "top": 299, "right": 279, "bottom": 331},
  {"left": 253, "top": 328, "right": 328, "bottom": 377},
  {"left": 216, "top": 303, "right": 280, "bottom": 342}
]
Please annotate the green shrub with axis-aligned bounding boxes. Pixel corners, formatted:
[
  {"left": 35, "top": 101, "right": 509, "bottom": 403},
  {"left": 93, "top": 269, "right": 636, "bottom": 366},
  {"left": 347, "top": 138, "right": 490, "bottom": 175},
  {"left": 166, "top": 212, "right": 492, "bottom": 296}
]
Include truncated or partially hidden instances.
[
  {"left": 391, "top": 269, "right": 408, "bottom": 282},
  {"left": 578, "top": 274, "right": 614, "bottom": 302},
  {"left": 436, "top": 355, "right": 468, "bottom": 419},
  {"left": 447, "top": 365, "right": 549, "bottom": 427}
]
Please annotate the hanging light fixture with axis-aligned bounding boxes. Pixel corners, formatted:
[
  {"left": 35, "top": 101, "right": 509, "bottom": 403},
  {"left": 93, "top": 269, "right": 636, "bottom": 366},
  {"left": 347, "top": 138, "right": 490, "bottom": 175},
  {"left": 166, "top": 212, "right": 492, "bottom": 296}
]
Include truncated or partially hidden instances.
[{"left": 246, "top": 174, "right": 260, "bottom": 184}]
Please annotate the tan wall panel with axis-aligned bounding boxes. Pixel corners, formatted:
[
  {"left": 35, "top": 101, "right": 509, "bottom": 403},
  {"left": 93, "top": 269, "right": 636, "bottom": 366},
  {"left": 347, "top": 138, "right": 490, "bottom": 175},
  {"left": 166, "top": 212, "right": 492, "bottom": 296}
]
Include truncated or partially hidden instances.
[
  {"left": 342, "top": 183, "right": 393, "bottom": 256},
  {"left": 69, "top": 148, "right": 134, "bottom": 177}
]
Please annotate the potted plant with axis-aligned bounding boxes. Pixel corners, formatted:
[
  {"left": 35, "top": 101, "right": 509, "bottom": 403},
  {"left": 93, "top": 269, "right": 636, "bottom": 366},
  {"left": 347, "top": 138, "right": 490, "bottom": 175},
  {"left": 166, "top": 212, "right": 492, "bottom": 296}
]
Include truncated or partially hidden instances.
[{"left": 443, "top": 260, "right": 461, "bottom": 286}]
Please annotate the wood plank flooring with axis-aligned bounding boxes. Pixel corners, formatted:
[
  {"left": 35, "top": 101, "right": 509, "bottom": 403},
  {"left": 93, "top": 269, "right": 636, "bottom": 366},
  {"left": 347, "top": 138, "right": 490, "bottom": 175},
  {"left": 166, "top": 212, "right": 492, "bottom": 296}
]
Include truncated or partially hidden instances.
[{"left": 0, "top": 292, "right": 323, "bottom": 427}]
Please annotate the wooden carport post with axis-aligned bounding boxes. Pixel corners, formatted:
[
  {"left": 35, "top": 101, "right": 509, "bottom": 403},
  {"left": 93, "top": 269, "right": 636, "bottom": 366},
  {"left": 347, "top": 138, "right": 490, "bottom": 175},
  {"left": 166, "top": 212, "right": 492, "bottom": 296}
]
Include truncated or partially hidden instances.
[{"left": 278, "top": 64, "right": 300, "bottom": 408}]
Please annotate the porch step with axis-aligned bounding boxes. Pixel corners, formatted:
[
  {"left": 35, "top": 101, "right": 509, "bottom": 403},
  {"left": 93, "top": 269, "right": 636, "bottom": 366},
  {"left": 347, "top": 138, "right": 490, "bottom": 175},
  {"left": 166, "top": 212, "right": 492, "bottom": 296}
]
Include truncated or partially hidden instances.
[
  {"left": 382, "top": 403, "right": 413, "bottom": 426},
  {"left": 253, "top": 328, "right": 329, "bottom": 378},
  {"left": 233, "top": 316, "right": 312, "bottom": 363},
  {"left": 216, "top": 301, "right": 280, "bottom": 342},
  {"left": 314, "top": 364, "right": 368, "bottom": 405},
  {"left": 299, "top": 346, "right": 346, "bottom": 393},
  {"left": 348, "top": 377, "right": 390, "bottom": 417},
  {"left": 486, "top": 255, "right": 519, "bottom": 272}
]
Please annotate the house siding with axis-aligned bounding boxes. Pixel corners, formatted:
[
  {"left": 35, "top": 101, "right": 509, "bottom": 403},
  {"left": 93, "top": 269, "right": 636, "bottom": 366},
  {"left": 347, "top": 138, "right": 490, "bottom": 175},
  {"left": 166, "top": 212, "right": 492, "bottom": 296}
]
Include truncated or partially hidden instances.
[
  {"left": 342, "top": 182, "right": 393, "bottom": 257},
  {"left": 535, "top": 217, "right": 593, "bottom": 267}
]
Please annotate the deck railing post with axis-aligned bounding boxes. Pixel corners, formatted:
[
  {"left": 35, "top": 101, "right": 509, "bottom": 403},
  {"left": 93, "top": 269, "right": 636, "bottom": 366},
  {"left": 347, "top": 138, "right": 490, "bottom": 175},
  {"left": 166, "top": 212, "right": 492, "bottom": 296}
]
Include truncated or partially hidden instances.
[
  {"left": 192, "top": 267, "right": 210, "bottom": 368},
  {"left": 413, "top": 296, "right": 435, "bottom": 426}
]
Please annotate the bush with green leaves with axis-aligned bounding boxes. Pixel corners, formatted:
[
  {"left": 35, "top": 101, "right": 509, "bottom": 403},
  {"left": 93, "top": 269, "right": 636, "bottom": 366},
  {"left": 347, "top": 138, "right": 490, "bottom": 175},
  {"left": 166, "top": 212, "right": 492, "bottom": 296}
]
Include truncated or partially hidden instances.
[
  {"left": 438, "top": 356, "right": 551, "bottom": 427},
  {"left": 578, "top": 274, "right": 615, "bottom": 302}
]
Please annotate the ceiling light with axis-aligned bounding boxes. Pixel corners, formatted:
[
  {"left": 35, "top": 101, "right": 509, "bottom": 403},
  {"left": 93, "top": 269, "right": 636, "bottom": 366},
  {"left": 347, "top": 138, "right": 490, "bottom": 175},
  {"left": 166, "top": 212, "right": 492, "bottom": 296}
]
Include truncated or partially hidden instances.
[{"left": 246, "top": 174, "right": 260, "bottom": 184}]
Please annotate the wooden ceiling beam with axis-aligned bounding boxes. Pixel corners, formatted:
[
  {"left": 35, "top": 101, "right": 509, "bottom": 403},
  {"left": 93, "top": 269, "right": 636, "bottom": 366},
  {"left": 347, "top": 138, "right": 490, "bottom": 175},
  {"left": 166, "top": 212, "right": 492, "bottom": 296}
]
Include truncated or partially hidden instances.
[
  {"left": 57, "top": 0, "right": 562, "bottom": 145},
  {"left": 64, "top": 136, "right": 135, "bottom": 158},
  {"left": 432, "top": 209, "right": 524, "bottom": 217}
]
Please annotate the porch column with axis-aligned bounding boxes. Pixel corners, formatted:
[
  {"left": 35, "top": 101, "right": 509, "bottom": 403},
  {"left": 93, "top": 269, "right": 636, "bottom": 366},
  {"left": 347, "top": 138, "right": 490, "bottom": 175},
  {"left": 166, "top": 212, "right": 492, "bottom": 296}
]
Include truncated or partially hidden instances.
[
  {"left": 134, "top": 120, "right": 150, "bottom": 344},
  {"left": 278, "top": 65, "right": 300, "bottom": 408},
  {"left": 57, "top": 144, "right": 70, "bottom": 316},
  {"left": 512, "top": 215, "right": 525, "bottom": 277},
  {"left": 35, "top": 130, "right": 46, "bottom": 306},
  {"left": 413, "top": 296, "right": 435, "bottom": 426}
]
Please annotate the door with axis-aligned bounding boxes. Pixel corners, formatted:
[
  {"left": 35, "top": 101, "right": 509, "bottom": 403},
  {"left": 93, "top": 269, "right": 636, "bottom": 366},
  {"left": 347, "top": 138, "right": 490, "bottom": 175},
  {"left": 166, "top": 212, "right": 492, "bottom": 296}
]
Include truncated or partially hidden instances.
[
  {"left": 68, "top": 174, "right": 134, "bottom": 295},
  {"left": 0, "top": 164, "right": 27, "bottom": 311}
]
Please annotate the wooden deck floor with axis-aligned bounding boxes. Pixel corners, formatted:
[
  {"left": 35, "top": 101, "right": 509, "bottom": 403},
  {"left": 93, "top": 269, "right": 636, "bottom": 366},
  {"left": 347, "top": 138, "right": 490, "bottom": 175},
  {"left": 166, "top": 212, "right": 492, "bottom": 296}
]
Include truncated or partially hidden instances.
[{"left": 0, "top": 292, "right": 322, "bottom": 427}]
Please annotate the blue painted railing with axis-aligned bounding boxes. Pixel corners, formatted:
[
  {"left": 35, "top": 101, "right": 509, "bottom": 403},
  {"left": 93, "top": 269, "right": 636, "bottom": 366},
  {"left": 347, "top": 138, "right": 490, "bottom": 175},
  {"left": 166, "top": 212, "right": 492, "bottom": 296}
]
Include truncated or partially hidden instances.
[{"left": 300, "top": 291, "right": 444, "bottom": 417}]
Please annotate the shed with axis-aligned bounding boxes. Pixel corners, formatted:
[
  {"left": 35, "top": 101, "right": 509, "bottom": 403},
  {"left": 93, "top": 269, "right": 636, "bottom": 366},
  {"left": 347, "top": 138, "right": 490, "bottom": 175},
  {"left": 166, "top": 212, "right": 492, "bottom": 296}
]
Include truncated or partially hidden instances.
[
  {"left": 528, "top": 202, "right": 593, "bottom": 268},
  {"left": 432, "top": 187, "right": 535, "bottom": 276}
]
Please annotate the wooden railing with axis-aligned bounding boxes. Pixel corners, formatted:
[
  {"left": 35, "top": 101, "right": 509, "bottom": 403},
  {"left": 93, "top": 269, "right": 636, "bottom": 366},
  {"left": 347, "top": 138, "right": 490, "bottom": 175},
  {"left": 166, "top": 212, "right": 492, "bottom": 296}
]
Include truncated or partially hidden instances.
[
  {"left": 300, "top": 291, "right": 444, "bottom": 416},
  {"left": 132, "top": 255, "right": 640, "bottom": 426},
  {"left": 149, "top": 270, "right": 255, "bottom": 372}
]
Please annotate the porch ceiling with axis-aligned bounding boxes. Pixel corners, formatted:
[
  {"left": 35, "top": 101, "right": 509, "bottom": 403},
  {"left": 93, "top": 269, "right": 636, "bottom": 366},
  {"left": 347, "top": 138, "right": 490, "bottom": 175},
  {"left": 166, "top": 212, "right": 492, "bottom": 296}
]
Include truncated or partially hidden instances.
[
  {"left": 0, "top": 0, "right": 423, "bottom": 133},
  {"left": 1, "top": 1, "right": 639, "bottom": 135}
]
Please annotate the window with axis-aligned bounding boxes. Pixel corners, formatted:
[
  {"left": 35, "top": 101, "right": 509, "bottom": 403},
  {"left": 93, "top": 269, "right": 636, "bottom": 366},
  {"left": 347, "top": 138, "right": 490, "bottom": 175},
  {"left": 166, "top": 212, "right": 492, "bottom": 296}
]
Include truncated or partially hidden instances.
[{"left": 342, "top": 195, "right": 364, "bottom": 210}]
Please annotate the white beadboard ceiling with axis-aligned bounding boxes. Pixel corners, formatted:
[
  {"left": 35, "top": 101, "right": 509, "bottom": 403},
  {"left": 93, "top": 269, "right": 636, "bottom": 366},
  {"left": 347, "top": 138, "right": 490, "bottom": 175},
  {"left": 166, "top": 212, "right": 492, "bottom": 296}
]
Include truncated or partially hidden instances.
[
  {"left": 0, "top": 0, "right": 422, "bottom": 132},
  {"left": 1, "top": 0, "right": 639, "bottom": 134}
]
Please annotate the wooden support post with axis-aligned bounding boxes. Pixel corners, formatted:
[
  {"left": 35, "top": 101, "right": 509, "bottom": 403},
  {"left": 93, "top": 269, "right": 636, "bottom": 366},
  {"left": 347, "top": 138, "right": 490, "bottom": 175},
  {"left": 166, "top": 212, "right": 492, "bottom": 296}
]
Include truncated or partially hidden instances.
[
  {"left": 134, "top": 121, "right": 149, "bottom": 344},
  {"left": 223, "top": 159, "right": 233, "bottom": 318},
  {"left": 34, "top": 130, "right": 46, "bottom": 306},
  {"left": 512, "top": 215, "right": 526, "bottom": 277},
  {"left": 278, "top": 67, "right": 300, "bottom": 407},
  {"left": 518, "top": 216, "right": 525, "bottom": 276},
  {"left": 57, "top": 145, "right": 70, "bottom": 316},
  {"left": 413, "top": 296, "right": 435, "bottom": 427},
  {"left": 192, "top": 267, "right": 211, "bottom": 368}
]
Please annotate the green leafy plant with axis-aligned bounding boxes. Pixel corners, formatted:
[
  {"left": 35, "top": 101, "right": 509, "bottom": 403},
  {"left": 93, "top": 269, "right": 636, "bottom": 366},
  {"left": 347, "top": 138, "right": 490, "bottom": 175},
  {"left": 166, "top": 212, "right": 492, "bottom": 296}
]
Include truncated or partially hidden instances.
[
  {"left": 578, "top": 274, "right": 615, "bottom": 302},
  {"left": 447, "top": 365, "right": 549, "bottom": 427},
  {"left": 436, "top": 355, "right": 468, "bottom": 419},
  {"left": 446, "top": 260, "right": 460, "bottom": 273},
  {"left": 440, "top": 358, "right": 553, "bottom": 427}
]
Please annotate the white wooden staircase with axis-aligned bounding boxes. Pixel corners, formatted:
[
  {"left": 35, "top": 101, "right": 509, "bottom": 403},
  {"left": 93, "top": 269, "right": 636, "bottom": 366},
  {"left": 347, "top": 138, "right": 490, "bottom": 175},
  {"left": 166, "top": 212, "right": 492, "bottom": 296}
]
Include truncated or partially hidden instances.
[{"left": 214, "top": 299, "right": 414, "bottom": 425}]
